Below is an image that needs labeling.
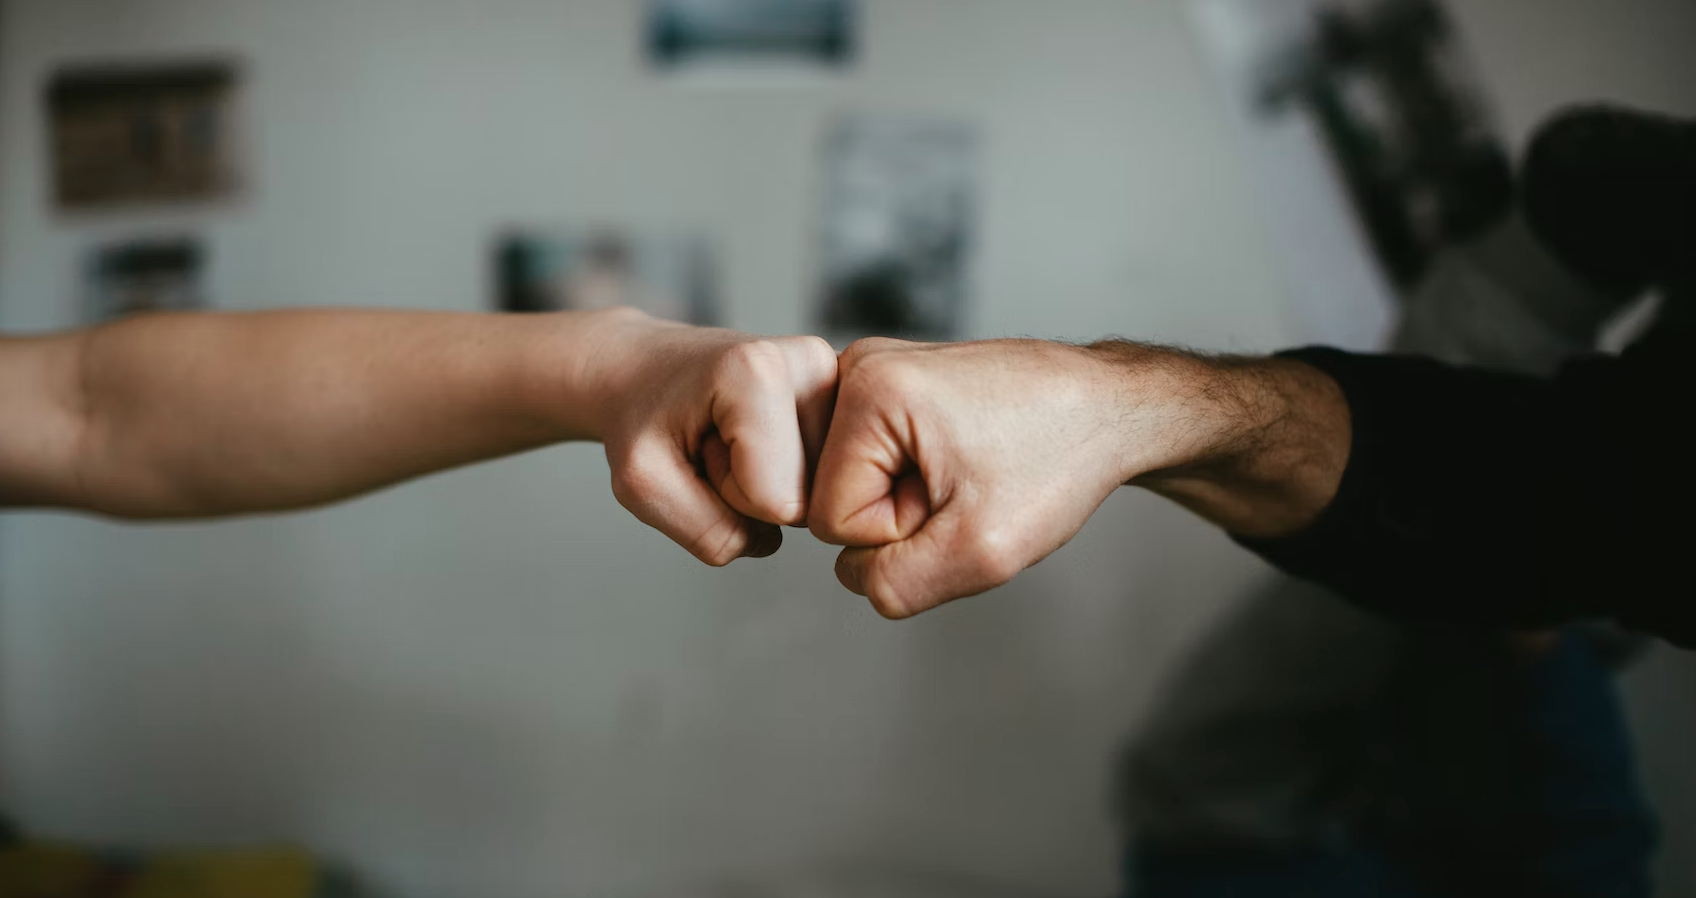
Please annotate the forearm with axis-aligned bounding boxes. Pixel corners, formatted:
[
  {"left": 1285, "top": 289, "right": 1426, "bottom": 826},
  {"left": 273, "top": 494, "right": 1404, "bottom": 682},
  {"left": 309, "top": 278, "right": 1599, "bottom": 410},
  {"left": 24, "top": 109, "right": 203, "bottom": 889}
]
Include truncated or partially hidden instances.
[
  {"left": 805, "top": 336, "right": 1359, "bottom": 618},
  {"left": 1087, "top": 342, "right": 1354, "bottom": 540},
  {"left": 33, "top": 309, "right": 611, "bottom": 517},
  {"left": 1106, "top": 338, "right": 1696, "bottom": 644}
]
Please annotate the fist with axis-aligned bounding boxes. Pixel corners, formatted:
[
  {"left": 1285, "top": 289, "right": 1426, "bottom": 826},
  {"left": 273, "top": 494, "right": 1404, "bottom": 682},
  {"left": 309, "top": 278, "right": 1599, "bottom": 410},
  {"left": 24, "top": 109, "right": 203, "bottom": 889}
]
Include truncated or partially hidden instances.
[
  {"left": 808, "top": 338, "right": 1142, "bottom": 618},
  {"left": 584, "top": 309, "right": 839, "bottom": 566}
]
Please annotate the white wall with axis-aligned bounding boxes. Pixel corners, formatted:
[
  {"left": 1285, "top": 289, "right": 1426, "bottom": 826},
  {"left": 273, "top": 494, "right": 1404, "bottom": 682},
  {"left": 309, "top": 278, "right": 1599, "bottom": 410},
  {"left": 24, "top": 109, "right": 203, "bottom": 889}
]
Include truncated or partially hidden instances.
[
  {"left": 1187, "top": 0, "right": 1401, "bottom": 353},
  {"left": 4, "top": 2, "right": 1695, "bottom": 897},
  {"left": 1450, "top": 0, "right": 1696, "bottom": 146},
  {"left": 0, "top": 3, "right": 1296, "bottom": 897}
]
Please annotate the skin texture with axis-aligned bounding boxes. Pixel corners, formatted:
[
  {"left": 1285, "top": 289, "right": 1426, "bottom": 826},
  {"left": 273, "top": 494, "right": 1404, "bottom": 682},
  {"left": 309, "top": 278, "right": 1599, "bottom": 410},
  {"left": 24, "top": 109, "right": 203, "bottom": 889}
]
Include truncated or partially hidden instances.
[
  {"left": 1, "top": 311, "right": 1351, "bottom": 600},
  {"left": 809, "top": 337, "right": 1352, "bottom": 619},
  {"left": 585, "top": 311, "right": 838, "bottom": 563},
  {"left": 0, "top": 307, "right": 837, "bottom": 567}
]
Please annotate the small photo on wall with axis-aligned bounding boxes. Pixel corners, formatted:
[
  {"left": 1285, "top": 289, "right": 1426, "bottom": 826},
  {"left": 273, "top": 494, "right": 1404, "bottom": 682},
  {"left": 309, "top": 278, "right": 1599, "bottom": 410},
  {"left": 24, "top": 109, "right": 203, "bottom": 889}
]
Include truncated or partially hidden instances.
[
  {"left": 494, "top": 228, "right": 720, "bottom": 326},
  {"left": 648, "top": 0, "right": 856, "bottom": 74},
  {"left": 814, "top": 115, "right": 981, "bottom": 343},
  {"left": 86, "top": 237, "right": 206, "bottom": 322}
]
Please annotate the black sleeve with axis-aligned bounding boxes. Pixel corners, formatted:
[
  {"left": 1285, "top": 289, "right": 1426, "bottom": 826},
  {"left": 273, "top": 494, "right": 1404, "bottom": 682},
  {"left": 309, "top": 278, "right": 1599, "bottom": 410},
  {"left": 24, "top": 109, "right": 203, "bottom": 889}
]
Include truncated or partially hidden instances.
[{"left": 1236, "top": 333, "right": 1694, "bottom": 646}]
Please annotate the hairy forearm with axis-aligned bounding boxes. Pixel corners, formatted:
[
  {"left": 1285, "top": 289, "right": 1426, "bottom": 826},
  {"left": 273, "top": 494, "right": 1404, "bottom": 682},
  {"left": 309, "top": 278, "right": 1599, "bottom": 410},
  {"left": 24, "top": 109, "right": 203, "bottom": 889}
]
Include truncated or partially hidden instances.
[
  {"left": 1088, "top": 342, "right": 1353, "bottom": 540},
  {"left": 41, "top": 309, "right": 604, "bottom": 517}
]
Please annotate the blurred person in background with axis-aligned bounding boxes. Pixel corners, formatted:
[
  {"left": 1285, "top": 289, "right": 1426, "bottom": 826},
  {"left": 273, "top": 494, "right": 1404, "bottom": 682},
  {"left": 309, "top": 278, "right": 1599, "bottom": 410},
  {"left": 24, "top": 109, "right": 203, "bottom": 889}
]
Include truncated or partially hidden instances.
[
  {"left": 1122, "top": 592, "right": 1656, "bottom": 898},
  {"left": 1117, "top": 142, "right": 1658, "bottom": 897},
  {"left": 0, "top": 307, "right": 838, "bottom": 566}
]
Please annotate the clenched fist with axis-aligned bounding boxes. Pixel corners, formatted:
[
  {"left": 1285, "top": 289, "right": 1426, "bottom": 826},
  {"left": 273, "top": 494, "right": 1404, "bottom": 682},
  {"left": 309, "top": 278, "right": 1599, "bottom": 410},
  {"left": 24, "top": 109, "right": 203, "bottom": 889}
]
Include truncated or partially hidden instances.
[
  {"left": 804, "top": 337, "right": 1345, "bottom": 617},
  {"left": 580, "top": 309, "right": 839, "bottom": 566},
  {"left": 806, "top": 338, "right": 1208, "bottom": 617}
]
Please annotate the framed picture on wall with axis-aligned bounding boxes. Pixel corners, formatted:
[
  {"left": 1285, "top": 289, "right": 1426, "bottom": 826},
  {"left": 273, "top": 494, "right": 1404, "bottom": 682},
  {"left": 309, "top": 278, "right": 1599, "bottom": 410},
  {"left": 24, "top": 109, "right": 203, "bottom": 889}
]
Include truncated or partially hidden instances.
[
  {"left": 647, "top": 0, "right": 857, "bottom": 76},
  {"left": 47, "top": 59, "right": 244, "bottom": 211},
  {"left": 493, "top": 228, "right": 720, "bottom": 326},
  {"left": 813, "top": 115, "right": 981, "bottom": 343},
  {"left": 85, "top": 237, "right": 207, "bottom": 322}
]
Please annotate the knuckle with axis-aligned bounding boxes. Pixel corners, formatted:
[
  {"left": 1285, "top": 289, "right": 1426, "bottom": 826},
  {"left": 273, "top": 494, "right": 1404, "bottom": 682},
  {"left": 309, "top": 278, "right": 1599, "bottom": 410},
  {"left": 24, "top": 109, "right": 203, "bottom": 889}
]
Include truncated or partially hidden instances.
[
  {"left": 781, "top": 335, "right": 840, "bottom": 386},
  {"left": 716, "top": 339, "right": 789, "bottom": 384},
  {"left": 798, "top": 335, "right": 839, "bottom": 369},
  {"left": 839, "top": 336, "right": 904, "bottom": 367},
  {"left": 965, "top": 527, "right": 1023, "bottom": 585},
  {"left": 849, "top": 352, "right": 924, "bottom": 398},
  {"left": 608, "top": 444, "right": 667, "bottom": 512},
  {"left": 808, "top": 498, "right": 864, "bottom": 546},
  {"left": 807, "top": 512, "right": 842, "bottom": 545},
  {"left": 800, "top": 334, "right": 836, "bottom": 357},
  {"left": 609, "top": 467, "right": 652, "bottom": 514},
  {"left": 841, "top": 337, "right": 881, "bottom": 370},
  {"left": 864, "top": 575, "right": 914, "bottom": 620}
]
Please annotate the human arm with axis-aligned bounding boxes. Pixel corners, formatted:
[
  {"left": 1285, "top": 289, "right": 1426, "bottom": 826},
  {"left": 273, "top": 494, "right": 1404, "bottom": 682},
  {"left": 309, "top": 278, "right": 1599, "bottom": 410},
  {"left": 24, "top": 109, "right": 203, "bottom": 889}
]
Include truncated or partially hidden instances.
[
  {"left": 805, "top": 336, "right": 1348, "bottom": 619},
  {"left": 1221, "top": 334, "right": 1693, "bottom": 646},
  {"left": 0, "top": 308, "right": 837, "bottom": 565},
  {"left": 808, "top": 333, "right": 1695, "bottom": 646}
]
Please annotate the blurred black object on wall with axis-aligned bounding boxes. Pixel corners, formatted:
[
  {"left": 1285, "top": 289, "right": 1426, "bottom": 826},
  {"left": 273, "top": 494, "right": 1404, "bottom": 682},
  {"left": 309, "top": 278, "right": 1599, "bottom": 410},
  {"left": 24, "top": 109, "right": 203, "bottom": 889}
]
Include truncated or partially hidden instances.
[
  {"left": 814, "top": 116, "right": 980, "bottom": 343},
  {"left": 1256, "top": 0, "right": 1512, "bottom": 290},
  {"left": 648, "top": 0, "right": 856, "bottom": 70},
  {"left": 85, "top": 236, "right": 206, "bottom": 321}
]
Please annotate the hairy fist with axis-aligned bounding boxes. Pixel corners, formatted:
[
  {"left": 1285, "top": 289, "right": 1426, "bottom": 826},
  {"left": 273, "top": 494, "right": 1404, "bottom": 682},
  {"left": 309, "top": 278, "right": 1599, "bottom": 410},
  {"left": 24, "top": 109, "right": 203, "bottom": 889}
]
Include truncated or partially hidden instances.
[{"left": 808, "top": 338, "right": 1147, "bottom": 618}]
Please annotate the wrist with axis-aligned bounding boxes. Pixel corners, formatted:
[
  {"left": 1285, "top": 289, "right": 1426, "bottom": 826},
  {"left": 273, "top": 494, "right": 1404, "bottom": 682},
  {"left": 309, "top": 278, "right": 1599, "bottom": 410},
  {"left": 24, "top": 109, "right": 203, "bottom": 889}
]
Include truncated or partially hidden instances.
[
  {"left": 1086, "top": 342, "right": 1351, "bottom": 539},
  {"left": 1079, "top": 342, "right": 1268, "bottom": 483},
  {"left": 1160, "top": 357, "right": 1351, "bottom": 539},
  {"left": 519, "top": 307, "right": 656, "bottom": 443}
]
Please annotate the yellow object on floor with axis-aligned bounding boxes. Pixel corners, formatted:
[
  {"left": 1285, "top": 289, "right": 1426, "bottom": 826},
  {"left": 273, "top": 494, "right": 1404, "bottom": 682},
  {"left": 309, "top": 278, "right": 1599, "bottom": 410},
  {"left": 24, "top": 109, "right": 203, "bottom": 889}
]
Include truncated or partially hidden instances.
[{"left": 0, "top": 840, "right": 319, "bottom": 898}]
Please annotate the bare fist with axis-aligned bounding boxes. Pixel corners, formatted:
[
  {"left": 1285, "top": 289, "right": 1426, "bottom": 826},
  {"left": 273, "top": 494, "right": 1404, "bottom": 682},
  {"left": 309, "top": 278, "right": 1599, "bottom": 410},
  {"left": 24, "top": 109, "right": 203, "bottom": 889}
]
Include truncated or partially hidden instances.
[
  {"left": 808, "top": 338, "right": 1146, "bottom": 618},
  {"left": 583, "top": 310, "right": 839, "bottom": 566}
]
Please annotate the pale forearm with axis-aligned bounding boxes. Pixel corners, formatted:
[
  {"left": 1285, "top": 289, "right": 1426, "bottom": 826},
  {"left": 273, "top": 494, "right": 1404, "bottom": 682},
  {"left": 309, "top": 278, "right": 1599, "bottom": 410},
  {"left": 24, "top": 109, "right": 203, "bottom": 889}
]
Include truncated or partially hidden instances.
[
  {"left": 57, "top": 309, "right": 604, "bottom": 517},
  {"left": 5, "top": 304, "right": 837, "bottom": 565}
]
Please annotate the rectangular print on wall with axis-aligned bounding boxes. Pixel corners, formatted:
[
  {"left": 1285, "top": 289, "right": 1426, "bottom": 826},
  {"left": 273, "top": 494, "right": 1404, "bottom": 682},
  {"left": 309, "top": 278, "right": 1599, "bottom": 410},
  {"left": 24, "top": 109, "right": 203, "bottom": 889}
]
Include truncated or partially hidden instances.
[
  {"left": 48, "top": 60, "right": 243, "bottom": 211},
  {"left": 648, "top": 0, "right": 856, "bottom": 74},
  {"left": 814, "top": 115, "right": 981, "bottom": 343},
  {"left": 494, "top": 229, "right": 720, "bottom": 326}
]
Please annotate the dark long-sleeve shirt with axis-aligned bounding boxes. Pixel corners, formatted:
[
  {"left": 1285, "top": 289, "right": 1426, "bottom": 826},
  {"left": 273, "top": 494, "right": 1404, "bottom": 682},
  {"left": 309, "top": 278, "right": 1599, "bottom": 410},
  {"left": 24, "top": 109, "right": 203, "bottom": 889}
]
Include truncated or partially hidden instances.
[{"left": 1239, "top": 326, "right": 1693, "bottom": 647}]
